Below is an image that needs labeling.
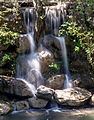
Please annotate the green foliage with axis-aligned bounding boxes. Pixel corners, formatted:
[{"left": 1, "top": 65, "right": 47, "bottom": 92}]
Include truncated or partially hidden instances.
[
  {"left": 75, "top": 0, "right": 94, "bottom": 29},
  {"left": 0, "top": 53, "right": 16, "bottom": 75},
  {"left": 49, "top": 63, "right": 59, "bottom": 70},
  {"left": 49, "top": 61, "right": 62, "bottom": 74},
  {"left": 2, "top": 54, "right": 11, "bottom": 63},
  {"left": 59, "top": 20, "right": 94, "bottom": 68},
  {"left": 0, "top": 1, "right": 19, "bottom": 46},
  {"left": 0, "top": 1, "right": 19, "bottom": 76},
  {"left": 59, "top": 0, "right": 94, "bottom": 70},
  {"left": 0, "top": 54, "right": 12, "bottom": 67},
  {"left": 0, "top": 28, "right": 19, "bottom": 45}
]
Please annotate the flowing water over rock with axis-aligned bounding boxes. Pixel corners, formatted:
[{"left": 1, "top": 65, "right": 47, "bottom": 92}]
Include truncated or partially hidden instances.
[
  {"left": 45, "top": 3, "right": 72, "bottom": 89},
  {"left": 45, "top": 3, "right": 67, "bottom": 34},
  {"left": 17, "top": 8, "right": 44, "bottom": 92},
  {"left": 17, "top": 3, "right": 72, "bottom": 93},
  {"left": 56, "top": 37, "right": 72, "bottom": 88}
]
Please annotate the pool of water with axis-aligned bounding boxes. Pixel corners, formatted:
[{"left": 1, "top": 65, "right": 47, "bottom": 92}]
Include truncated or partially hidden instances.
[{"left": 1, "top": 108, "right": 94, "bottom": 120}]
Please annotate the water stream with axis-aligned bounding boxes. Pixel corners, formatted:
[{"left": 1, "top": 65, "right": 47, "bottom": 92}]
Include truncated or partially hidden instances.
[
  {"left": 17, "top": 8, "right": 44, "bottom": 93},
  {"left": 56, "top": 37, "right": 72, "bottom": 88},
  {"left": 17, "top": 3, "right": 72, "bottom": 93},
  {"left": 45, "top": 4, "right": 72, "bottom": 89}
]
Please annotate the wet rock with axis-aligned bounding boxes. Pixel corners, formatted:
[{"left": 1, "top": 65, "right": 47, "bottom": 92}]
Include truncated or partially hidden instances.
[
  {"left": 73, "top": 74, "right": 94, "bottom": 89},
  {"left": 46, "top": 74, "right": 65, "bottom": 89},
  {"left": 0, "top": 76, "right": 33, "bottom": 97},
  {"left": 42, "top": 35, "right": 61, "bottom": 58},
  {"left": 15, "top": 101, "right": 29, "bottom": 111},
  {"left": 0, "top": 103, "right": 12, "bottom": 115},
  {"left": 38, "top": 47, "right": 54, "bottom": 73},
  {"left": 36, "top": 85, "right": 54, "bottom": 100},
  {"left": 28, "top": 97, "right": 48, "bottom": 108},
  {"left": 16, "top": 35, "right": 30, "bottom": 54},
  {"left": 43, "top": 35, "right": 60, "bottom": 49},
  {"left": 90, "top": 94, "right": 94, "bottom": 106},
  {"left": 54, "top": 87, "right": 92, "bottom": 107}
]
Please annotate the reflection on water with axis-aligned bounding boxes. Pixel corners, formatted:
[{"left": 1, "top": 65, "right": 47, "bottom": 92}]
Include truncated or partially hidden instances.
[
  {"left": 80, "top": 114, "right": 94, "bottom": 120},
  {"left": 1, "top": 109, "right": 94, "bottom": 120}
]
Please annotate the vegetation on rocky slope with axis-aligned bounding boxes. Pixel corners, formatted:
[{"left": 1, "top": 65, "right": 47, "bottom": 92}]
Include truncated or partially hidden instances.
[{"left": 59, "top": 0, "right": 94, "bottom": 74}]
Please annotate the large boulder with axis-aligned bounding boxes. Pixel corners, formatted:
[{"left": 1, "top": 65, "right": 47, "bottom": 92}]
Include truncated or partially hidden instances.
[
  {"left": 54, "top": 87, "right": 92, "bottom": 107},
  {"left": 46, "top": 74, "right": 65, "bottom": 89},
  {"left": 28, "top": 97, "right": 48, "bottom": 108},
  {"left": 0, "top": 76, "right": 33, "bottom": 97},
  {"left": 36, "top": 85, "right": 54, "bottom": 100}
]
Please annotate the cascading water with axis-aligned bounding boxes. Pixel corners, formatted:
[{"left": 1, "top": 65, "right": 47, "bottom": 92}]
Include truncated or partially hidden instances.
[
  {"left": 45, "top": 3, "right": 66, "bottom": 34},
  {"left": 17, "top": 2, "right": 72, "bottom": 94},
  {"left": 56, "top": 37, "right": 72, "bottom": 88},
  {"left": 45, "top": 3, "right": 72, "bottom": 89},
  {"left": 17, "top": 8, "right": 44, "bottom": 93}
]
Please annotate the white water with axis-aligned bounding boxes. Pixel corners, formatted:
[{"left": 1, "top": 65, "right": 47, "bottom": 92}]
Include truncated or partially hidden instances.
[
  {"left": 45, "top": 3, "right": 66, "bottom": 34},
  {"left": 16, "top": 78, "right": 36, "bottom": 97},
  {"left": 17, "top": 3, "right": 72, "bottom": 92},
  {"left": 56, "top": 37, "right": 72, "bottom": 89},
  {"left": 17, "top": 8, "right": 43, "bottom": 93},
  {"left": 45, "top": 3, "right": 72, "bottom": 89}
]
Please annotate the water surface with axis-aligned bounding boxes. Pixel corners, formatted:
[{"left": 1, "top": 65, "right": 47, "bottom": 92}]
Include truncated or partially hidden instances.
[{"left": 1, "top": 108, "right": 94, "bottom": 120}]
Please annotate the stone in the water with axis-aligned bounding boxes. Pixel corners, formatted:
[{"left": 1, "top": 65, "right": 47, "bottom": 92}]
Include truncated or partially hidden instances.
[
  {"left": 36, "top": 85, "right": 54, "bottom": 100},
  {"left": 46, "top": 74, "right": 65, "bottom": 89},
  {"left": 28, "top": 97, "right": 48, "bottom": 108},
  {"left": 54, "top": 87, "right": 92, "bottom": 107},
  {"left": 15, "top": 101, "right": 30, "bottom": 111}
]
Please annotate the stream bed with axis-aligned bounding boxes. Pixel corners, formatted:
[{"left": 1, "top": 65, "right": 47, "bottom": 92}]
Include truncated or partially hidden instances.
[{"left": 1, "top": 108, "right": 94, "bottom": 120}]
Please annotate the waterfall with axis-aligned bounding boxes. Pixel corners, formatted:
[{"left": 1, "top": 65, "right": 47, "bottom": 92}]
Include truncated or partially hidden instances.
[
  {"left": 45, "top": 3, "right": 66, "bottom": 35},
  {"left": 56, "top": 37, "right": 72, "bottom": 89},
  {"left": 17, "top": 8, "right": 44, "bottom": 93},
  {"left": 45, "top": 3, "right": 72, "bottom": 89},
  {"left": 17, "top": 2, "right": 72, "bottom": 92}
]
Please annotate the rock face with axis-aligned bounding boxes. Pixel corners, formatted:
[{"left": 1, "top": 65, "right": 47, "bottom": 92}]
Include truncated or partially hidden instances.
[
  {"left": 36, "top": 85, "right": 54, "bottom": 100},
  {"left": 46, "top": 74, "right": 65, "bottom": 89},
  {"left": 28, "top": 97, "right": 48, "bottom": 108},
  {"left": 0, "top": 103, "right": 12, "bottom": 115},
  {"left": 38, "top": 47, "right": 54, "bottom": 73},
  {"left": 54, "top": 87, "right": 92, "bottom": 107},
  {"left": 0, "top": 76, "right": 33, "bottom": 97},
  {"left": 15, "top": 101, "right": 30, "bottom": 111}
]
